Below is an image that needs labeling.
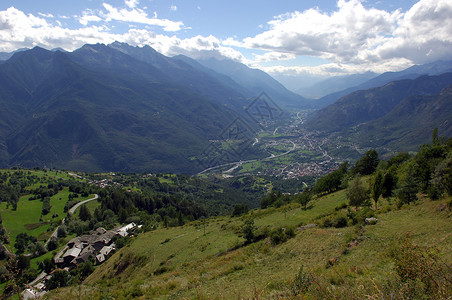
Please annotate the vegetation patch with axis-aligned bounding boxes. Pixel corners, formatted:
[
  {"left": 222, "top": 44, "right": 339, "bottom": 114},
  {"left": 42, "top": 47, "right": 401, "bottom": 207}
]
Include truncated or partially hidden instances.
[{"left": 23, "top": 222, "right": 48, "bottom": 231}]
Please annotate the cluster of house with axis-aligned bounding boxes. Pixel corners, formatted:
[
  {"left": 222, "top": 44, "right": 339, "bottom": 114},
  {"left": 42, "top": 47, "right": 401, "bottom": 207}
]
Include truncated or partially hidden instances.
[
  {"left": 86, "top": 178, "right": 121, "bottom": 189},
  {"left": 55, "top": 223, "right": 137, "bottom": 267},
  {"left": 22, "top": 223, "right": 138, "bottom": 299}
]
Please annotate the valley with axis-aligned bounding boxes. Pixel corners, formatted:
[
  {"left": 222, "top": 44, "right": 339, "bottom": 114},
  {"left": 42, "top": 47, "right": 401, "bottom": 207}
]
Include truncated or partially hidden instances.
[
  {"left": 197, "top": 111, "right": 365, "bottom": 180},
  {"left": 0, "top": 0, "right": 452, "bottom": 298}
]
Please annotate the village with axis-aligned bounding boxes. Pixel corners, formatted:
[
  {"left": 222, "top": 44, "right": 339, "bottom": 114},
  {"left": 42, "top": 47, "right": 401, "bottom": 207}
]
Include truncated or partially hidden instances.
[{"left": 22, "top": 223, "right": 138, "bottom": 299}]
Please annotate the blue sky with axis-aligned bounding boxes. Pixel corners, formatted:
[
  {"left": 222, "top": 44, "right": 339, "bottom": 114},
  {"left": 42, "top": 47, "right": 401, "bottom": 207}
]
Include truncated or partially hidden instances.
[{"left": 0, "top": 0, "right": 450, "bottom": 82}]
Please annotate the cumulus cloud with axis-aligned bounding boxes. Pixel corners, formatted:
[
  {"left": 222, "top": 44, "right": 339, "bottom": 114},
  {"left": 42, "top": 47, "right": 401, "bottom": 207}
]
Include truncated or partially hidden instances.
[
  {"left": 78, "top": 9, "right": 102, "bottom": 26},
  {"left": 239, "top": 0, "right": 452, "bottom": 74},
  {"left": 1, "top": 0, "right": 451, "bottom": 78},
  {"left": 101, "top": 3, "right": 184, "bottom": 31},
  {"left": 38, "top": 12, "right": 54, "bottom": 18},
  {"left": 241, "top": 0, "right": 401, "bottom": 64},
  {"left": 125, "top": 0, "right": 139, "bottom": 9},
  {"left": 261, "top": 58, "right": 413, "bottom": 77},
  {"left": 253, "top": 51, "right": 296, "bottom": 63},
  {"left": 0, "top": 7, "right": 244, "bottom": 63}
]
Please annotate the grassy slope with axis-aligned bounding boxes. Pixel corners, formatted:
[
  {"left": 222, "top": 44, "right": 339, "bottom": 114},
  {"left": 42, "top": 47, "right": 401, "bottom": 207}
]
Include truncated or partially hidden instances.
[
  {"left": 45, "top": 192, "right": 452, "bottom": 299},
  {"left": 0, "top": 169, "right": 90, "bottom": 250}
]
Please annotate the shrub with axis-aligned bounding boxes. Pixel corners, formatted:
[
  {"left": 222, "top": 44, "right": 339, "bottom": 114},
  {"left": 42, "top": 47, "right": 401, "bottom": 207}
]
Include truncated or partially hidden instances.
[
  {"left": 333, "top": 216, "right": 348, "bottom": 228},
  {"left": 393, "top": 236, "right": 452, "bottom": 298},
  {"left": 322, "top": 217, "right": 333, "bottom": 228},
  {"left": 292, "top": 266, "right": 312, "bottom": 296},
  {"left": 270, "top": 227, "right": 295, "bottom": 245},
  {"left": 242, "top": 219, "right": 256, "bottom": 244}
]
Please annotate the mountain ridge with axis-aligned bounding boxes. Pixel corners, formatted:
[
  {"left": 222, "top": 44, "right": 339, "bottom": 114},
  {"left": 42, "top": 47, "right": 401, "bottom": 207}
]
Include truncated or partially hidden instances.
[{"left": 0, "top": 45, "right": 242, "bottom": 173}]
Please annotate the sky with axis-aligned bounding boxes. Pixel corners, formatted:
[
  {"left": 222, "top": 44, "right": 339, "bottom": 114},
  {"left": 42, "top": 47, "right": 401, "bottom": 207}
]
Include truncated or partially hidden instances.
[{"left": 0, "top": 0, "right": 451, "bottom": 82}]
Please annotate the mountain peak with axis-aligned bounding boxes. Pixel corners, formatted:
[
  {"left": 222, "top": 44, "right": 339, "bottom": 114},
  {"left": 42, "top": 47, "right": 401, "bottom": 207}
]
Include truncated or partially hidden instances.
[{"left": 440, "top": 84, "right": 452, "bottom": 95}]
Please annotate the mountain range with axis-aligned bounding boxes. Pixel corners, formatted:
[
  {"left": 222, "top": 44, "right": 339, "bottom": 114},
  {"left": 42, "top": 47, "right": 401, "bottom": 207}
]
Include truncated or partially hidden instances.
[
  {"left": 1, "top": 42, "right": 451, "bottom": 172},
  {"left": 0, "top": 42, "right": 317, "bottom": 173},
  {"left": 314, "top": 60, "right": 452, "bottom": 107},
  {"left": 305, "top": 72, "right": 452, "bottom": 151}
]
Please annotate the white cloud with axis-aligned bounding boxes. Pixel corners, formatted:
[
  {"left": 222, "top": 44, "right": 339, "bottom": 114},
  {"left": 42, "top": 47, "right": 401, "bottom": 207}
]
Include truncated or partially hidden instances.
[
  {"left": 78, "top": 9, "right": 102, "bottom": 26},
  {"left": 38, "top": 12, "right": 54, "bottom": 18},
  {"left": 101, "top": 3, "right": 184, "bottom": 31},
  {"left": 260, "top": 58, "right": 413, "bottom": 77},
  {"left": 1, "top": 0, "right": 451, "bottom": 78},
  {"left": 0, "top": 7, "right": 244, "bottom": 63},
  {"left": 238, "top": 0, "right": 452, "bottom": 74},
  {"left": 253, "top": 51, "right": 296, "bottom": 63},
  {"left": 125, "top": 0, "right": 139, "bottom": 9},
  {"left": 241, "top": 0, "right": 401, "bottom": 64}
]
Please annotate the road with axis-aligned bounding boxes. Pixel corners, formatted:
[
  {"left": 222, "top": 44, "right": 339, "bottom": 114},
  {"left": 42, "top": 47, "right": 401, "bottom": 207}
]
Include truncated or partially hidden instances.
[
  {"left": 68, "top": 194, "right": 98, "bottom": 215},
  {"left": 32, "top": 194, "right": 98, "bottom": 289},
  {"left": 198, "top": 141, "right": 296, "bottom": 175},
  {"left": 44, "top": 194, "right": 98, "bottom": 248}
]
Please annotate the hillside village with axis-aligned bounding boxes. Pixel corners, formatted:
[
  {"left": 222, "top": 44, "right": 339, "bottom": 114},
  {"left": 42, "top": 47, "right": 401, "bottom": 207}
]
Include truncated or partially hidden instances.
[{"left": 22, "top": 223, "right": 138, "bottom": 299}]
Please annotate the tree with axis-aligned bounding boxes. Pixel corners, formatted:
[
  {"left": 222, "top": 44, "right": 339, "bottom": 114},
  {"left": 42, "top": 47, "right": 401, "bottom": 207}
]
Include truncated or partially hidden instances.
[
  {"left": 46, "top": 238, "right": 58, "bottom": 251},
  {"left": 346, "top": 176, "right": 369, "bottom": 208},
  {"left": 38, "top": 257, "right": 55, "bottom": 274},
  {"left": 79, "top": 204, "right": 92, "bottom": 221},
  {"left": 242, "top": 218, "right": 256, "bottom": 244},
  {"left": 396, "top": 176, "right": 418, "bottom": 206},
  {"left": 371, "top": 172, "right": 383, "bottom": 209},
  {"left": 297, "top": 189, "right": 312, "bottom": 210},
  {"left": 232, "top": 204, "right": 249, "bottom": 217},
  {"left": 353, "top": 150, "right": 379, "bottom": 175},
  {"left": 312, "top": 161, "right": 348, "bottom": 194},
  {"left": 382, "top": 168, "right": 397, "bottom": 198},
  {"left": 57, "top": 225, "right": 67, "bottom": 238},
  {"left": 41, "top": 197, "right": 51, "bottom": 215},
  {"left": 431, "top": 154, "right": 452, "bottom": 196},
  {"left": 177, "top": 211, "right": 184, "bottom": 226},
  {"left": 77, "top": 260, "right": 94, "bottom": 281},
  {"left": 16, "top": 255, "right": 30, "bottom": 272},
  {"left": 118, "top": 208, "right": 128, "bottom": 224},
  {"left": 46, "top": 269, "right": 70, "bottom": 290},
  {"left": 14, "top": 233, "right": 36, "bottom": 254},
  {"left": 432, "top": 127, "right": 439, "bottom": 146}
]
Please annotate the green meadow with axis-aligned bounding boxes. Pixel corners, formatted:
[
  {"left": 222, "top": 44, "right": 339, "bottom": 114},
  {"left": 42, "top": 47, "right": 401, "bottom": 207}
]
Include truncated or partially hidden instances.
[{"left": 46, "top": 191, "right": 452, "bottom": 299}]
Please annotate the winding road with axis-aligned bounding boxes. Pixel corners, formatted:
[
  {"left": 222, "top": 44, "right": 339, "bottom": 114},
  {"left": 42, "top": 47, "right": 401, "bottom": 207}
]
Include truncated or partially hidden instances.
[
  {"left": 198, "top": 141, "right": 296, "bottom": 175},
  {"left": 68, "top": 194, "right": 98, "bottom": 215},
  {"left": 44, "top": 194, "right": 98, "bottom": 248}
]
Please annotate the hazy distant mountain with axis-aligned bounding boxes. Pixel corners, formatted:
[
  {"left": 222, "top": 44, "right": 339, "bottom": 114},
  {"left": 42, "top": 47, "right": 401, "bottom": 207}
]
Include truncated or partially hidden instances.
[
  {"left": 0, "top": 45, "right": 240, "bottom": 173},
  {"left": 0, "top": 48, "right": 28, "bottom": 61},
  {"left": 305, "top": 73, "right": 452, "bottom": 150},
  {"left": 196, "top": 57, "right": 314, "bottom": 109},
  {"left": 307, "top": 72, "right": 452, "bottom": 132},
  {"left": 316, "top": 60, "right": 452, "bottom": 107},
  {"left": 296, "top": 72, "right": 377, "bottom": 99},
  {"left": 352, "top": 85, "right": 452, "bottom": 151}
]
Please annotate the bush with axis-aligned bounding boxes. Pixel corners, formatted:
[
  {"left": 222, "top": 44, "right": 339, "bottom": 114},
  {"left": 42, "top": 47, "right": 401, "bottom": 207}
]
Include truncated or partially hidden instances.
[
  {"left": 322, "top": 217, "right": 333, "bottom": 228},
  {"left": 348, "top": 207, "right": 374, "bottom": 225},
  {"left": 333, "top": 216, "right": 348, "bottom": 228},
  {"left": 242, "top": 219, "right": 256, "bottom": 244},
  {"left": 270, "top": 227, "right": 295, "bottom": 245},
  {"left": 393, "top": 236, "right": 452, "bottom": 298},
  {"left": 292, "top": 266, "right": 312, "bottom": 296}
]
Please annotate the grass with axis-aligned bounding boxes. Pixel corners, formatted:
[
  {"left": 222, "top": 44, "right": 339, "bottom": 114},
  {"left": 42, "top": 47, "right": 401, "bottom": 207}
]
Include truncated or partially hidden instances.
[
  {"left": 0, "top": 188, "right": 94, "bottom": 252},
  {"left": 73, "top": 197, "right": 100, "bottom": 216},
  {"left": 45, "top": 191, "right": 452, "bottom": 299}
]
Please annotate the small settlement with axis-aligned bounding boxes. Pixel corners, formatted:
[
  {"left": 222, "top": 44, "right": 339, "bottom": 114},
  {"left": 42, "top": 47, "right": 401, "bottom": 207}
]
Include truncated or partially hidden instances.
[
  {"left": 56, "top": 223, "right": 136, "bottom": 267},
  {"left": 23, "top": 223, "right": 137, "bottom": 299}
]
